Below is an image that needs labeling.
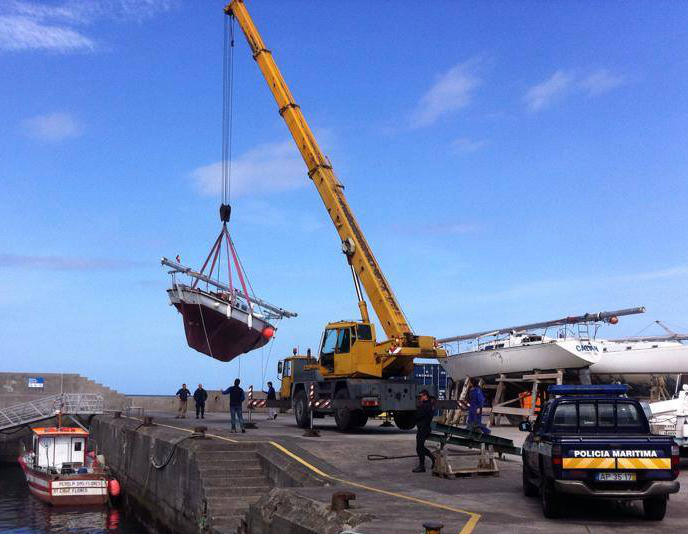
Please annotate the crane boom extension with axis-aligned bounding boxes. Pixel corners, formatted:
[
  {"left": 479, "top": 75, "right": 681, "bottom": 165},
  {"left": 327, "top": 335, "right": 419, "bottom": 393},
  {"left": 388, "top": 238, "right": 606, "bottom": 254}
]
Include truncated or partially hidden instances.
[{"left": 225, "top": 0, "right": 409, "bottom": 340}]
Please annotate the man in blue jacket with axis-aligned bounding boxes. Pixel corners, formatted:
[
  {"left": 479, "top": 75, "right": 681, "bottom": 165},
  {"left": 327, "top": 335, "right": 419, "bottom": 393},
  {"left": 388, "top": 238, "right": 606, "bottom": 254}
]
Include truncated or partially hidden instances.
[{"left": 222, "top": 378, "right": 246, "bottom": 433}]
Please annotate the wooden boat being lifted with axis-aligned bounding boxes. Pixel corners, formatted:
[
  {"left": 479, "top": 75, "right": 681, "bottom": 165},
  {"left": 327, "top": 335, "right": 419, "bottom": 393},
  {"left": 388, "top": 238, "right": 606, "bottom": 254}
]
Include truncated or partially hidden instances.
[{"left": 162, "top": 223, "right": 296, "bottom": 362}]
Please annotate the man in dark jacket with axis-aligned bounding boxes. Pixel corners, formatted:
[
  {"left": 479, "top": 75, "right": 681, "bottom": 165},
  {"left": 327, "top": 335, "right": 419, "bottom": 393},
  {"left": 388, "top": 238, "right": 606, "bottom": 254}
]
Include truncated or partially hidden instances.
[
  {"left": 193, "top": 384, "right": 208, "bottom": 419},
  {"left": 264, "top": 381, "right": 277, "bottom": 420},
  {"left": 413, "top": 389, "right": 435, "bottom": 473},
  {"left": 222, "top": 378, "right": 245, "bottom": 433},
  {"left": 175, "top": 383, "right": 191, "bottom": 419}
]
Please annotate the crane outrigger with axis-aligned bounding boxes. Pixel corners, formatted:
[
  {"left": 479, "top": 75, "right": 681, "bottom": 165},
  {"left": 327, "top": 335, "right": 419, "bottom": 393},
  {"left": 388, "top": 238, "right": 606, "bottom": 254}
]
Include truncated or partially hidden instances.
[{"left": 225, "top": 0, "right": 447, "bottom": 430}]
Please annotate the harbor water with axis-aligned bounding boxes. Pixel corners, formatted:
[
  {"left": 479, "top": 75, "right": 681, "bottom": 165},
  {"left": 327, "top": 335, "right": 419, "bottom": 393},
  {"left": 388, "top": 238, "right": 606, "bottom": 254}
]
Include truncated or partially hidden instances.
[{"left": 0, "top": 463, "right": 144, "bottom": 533}]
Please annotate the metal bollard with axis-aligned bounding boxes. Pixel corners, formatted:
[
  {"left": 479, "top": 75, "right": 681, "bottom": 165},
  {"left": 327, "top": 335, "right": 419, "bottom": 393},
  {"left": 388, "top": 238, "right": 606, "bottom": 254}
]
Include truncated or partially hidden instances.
[
  {"left": 192, "top": 426, "right": 207, "bottom": 438},
  {"left": 331, "top": 491, "right": 356, "bottom": 511},
  {"left": 423, "top": 522, "right": 444, "bottom": 534},
  {"left": 113, "top": 411, "right": 122, "bottom": 419},
  {"left": 143, "top": 416, "right": 154, "bottom": 427}
]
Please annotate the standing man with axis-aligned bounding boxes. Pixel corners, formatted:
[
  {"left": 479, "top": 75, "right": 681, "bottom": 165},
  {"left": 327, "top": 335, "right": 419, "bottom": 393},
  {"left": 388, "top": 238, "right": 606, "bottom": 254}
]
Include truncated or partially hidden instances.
[
  {"left": 264, "top": 381, "right": 277, "bottom": 420},
  {"left": 222, "top": 378, "right": 246, "bottom": 433},
  {"left": 175, "top": 383, "right": 191, "bottom": 419},
  {"left": 467, "top": 381, "right": 491, "bottom": 434},
  {"left": 412, "top": 389, "right": 435, "bottom": 473},
  {"left": 193, "top": 383, "right": 208, "bottom": 419}
]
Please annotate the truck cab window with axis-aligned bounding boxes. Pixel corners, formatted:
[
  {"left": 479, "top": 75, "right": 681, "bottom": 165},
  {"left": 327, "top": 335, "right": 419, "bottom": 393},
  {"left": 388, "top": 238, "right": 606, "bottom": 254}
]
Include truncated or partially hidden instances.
[
  {"left": 356, "top": 324, "right": 372, "bottom": 341},
  {"left": 617, "top": 402, "right": 641, "bottom": 426},
  {"left": 598, "top": 403, "right": 614, "bottom": 426},
  {"left": 336, "top": 328, "right": 351, "bottom": 354},
  {"left": 579, "top": 403, "right": 596, "bottom": 428},
  {"left": 552, "top": 403, "right": 577, "bottom": 427},
  {"left": 320, "top": 329, "right": 338, "bottom": 356},
  {"left": 283, "top": 360, "right": 291, "bottom": 377}
]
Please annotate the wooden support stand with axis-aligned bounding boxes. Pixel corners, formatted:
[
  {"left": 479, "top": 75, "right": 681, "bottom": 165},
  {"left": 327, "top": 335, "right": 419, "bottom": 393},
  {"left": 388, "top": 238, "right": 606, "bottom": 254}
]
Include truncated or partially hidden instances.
[{"left": 490, "top": 369, "right": 563, "bottom": 426}]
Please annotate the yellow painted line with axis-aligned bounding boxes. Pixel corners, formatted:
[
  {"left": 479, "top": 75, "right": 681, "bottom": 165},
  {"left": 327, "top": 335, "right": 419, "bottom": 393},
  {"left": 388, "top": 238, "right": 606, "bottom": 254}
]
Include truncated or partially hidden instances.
[
  {"left": 268, "top": 440, "right": 481, "bottom": 534},
  {"left": 122, "top": 415, "right": 238, "bottom": 443},
  {"left": 268, "top": 441, "right": 329, "bottom": 478}
]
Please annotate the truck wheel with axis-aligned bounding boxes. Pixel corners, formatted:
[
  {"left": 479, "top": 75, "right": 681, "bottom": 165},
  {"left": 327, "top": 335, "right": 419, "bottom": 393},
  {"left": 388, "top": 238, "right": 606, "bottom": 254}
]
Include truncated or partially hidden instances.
[
  {"left": 540, "top": 480, "right": 560, "bottom": 518},
  {"left": 353, "top": 411, "right": 368, "bottom": 428},
  {"left": 393, "top": 411, "right": 416, "bottom": 431},
  {"left": 643, "top": 495, "right": 668, "bottom": 521},
  {"left": 294, "top": 390, "right": 310, "bottom": 429},
  {"left": 334, "top": 389, "right": 354, "bottom": 431},
  {"left": 522, "top": 462, "right": 538, "bottom": 497}
]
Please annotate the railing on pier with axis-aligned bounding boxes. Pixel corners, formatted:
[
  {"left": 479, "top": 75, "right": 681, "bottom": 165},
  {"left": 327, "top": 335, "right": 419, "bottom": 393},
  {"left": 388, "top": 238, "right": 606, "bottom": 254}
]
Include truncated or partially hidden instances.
[{"left": 0, "top": 393, "right": 104, "bottom": 431}]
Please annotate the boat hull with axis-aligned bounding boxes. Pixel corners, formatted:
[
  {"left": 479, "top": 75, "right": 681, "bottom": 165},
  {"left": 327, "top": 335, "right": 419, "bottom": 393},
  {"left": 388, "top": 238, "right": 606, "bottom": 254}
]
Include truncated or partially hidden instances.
[
  {"left": 441, "top": 339, "right": 601, "bottom": 379},
  {"left": 590, "top": 341, "right": 688, "bottom": 377},
  {"left": 19, "top": 457, "right": 108, "bottom": 506},
  {"left": 168, "top": 286, "right": 271, "bottom": 362}
]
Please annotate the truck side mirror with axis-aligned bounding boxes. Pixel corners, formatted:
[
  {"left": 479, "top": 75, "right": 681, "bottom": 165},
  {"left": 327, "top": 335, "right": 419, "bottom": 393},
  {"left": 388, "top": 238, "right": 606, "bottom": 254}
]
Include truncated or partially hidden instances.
[
  {"left": 519, "top": 421, "right": 532, "bottom": 432},
  {"left": 277, "top": 362, "right": 283, "bottom": 375}
]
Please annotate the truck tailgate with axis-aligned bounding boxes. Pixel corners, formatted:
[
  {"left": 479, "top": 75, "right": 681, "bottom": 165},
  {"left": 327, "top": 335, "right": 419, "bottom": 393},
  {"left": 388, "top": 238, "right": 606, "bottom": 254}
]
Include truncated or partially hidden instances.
[{"left": 559, "top": 436, "right": 675, "bottom": 484}]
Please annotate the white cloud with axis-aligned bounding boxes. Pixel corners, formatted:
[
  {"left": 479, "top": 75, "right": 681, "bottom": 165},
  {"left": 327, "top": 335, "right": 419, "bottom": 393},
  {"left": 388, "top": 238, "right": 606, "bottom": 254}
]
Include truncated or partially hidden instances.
[
  {"left": 0, "top": 15, "right": 94, "bottom": 51},
  {"left": 451, "top": 137, "right": 487, "bottom": 153},
  {"left": 0, "top": 1, "right": 176, "bottom": 52},
  {"left": 191, "top": 140, "right": 306, "bottom": 199},
  {"left": 525, "top": 68, "right": 625, "bottom": 111},
  {"left": 524, "top": 70, "right": 574, "bottom": 111},
  {"left": 579, "top": 69, "right": 625, "bottom": 96},
  {"left": 21, "top": 112, "right": 83, "bottom": 141},
  {"left": 410, "top": 59, "right": 482, "bottom": 128}
]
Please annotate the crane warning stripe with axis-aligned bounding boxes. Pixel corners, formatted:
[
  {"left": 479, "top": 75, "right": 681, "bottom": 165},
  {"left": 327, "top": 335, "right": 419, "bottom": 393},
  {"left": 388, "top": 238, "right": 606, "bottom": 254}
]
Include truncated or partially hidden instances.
[
  {"left": 617, "top": 458, "right": 671, "bottom": 470},
  {"left": 562, "top": 458, "right": 615, "bottom": 469}
]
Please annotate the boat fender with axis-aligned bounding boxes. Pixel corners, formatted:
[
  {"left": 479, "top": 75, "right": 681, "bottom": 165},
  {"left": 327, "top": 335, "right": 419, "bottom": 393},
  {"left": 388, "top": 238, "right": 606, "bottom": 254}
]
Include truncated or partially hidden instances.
[
  {"left": 108, "top": 479, "right": 121, "bottom": 498},
  {"left": 262, "top": 326, "right": 275, "bottom": 339}
]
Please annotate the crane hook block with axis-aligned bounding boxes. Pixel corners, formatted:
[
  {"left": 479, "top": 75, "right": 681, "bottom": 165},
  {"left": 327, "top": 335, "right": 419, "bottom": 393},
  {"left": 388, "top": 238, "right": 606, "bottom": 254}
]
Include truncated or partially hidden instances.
[{"left": 220, "top": 204, "right": 232, "bottom": 223}]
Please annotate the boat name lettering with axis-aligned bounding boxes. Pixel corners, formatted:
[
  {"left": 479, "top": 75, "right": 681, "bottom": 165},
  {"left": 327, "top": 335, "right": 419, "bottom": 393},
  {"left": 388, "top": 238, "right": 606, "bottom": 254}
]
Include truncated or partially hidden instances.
[
  {"left": 575, "top": 344, "right": 599, "bottom": 352},
  {"left": 52, "top": 480, "right": 106, "bottom": 488},
  {"left": 572, "top": 450, "right": 659, "bottom": 458}
]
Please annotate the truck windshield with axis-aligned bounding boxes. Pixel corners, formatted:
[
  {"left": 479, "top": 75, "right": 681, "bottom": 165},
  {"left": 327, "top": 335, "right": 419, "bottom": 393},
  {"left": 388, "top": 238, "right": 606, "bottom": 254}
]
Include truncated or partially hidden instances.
[
  {"left": 321, "top": 329, "right": 338, "bottom": 356},
  {"left": 551, "top": 400, "right": 646, "bottom": 432}
]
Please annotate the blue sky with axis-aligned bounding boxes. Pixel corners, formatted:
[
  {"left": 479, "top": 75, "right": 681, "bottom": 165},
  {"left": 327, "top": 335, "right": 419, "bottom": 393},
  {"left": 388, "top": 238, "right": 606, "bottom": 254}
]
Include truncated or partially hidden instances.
[{"left": 1, "top": 1, "right": 687, "bottom": 395}]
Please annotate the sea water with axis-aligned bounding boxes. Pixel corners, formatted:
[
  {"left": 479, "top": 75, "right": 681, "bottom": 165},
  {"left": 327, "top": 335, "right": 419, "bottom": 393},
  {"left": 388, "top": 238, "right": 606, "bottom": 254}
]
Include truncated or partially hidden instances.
[{"left": 0, "top": 464, "right": 145, "bottom": 533}]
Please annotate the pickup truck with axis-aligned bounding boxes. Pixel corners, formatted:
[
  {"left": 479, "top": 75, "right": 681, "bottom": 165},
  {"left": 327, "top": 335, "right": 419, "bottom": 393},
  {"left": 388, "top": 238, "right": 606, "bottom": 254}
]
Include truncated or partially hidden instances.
[{"left": 521, "top": 384, "right": 680, "bottom": 520}]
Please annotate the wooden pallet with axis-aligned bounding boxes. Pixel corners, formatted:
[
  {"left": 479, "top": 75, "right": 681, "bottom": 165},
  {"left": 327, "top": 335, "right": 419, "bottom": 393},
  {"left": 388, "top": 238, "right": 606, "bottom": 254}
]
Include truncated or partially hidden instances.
[{"left": 432, "top": 467, "right": 499, "bottom": 478}]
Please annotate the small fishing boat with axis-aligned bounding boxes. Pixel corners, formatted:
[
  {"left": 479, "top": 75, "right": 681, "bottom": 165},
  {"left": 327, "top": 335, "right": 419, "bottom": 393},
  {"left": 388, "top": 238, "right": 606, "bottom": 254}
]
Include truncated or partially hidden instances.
[{"left": 18, "top": 426, "right": 118, "bottom": 506}]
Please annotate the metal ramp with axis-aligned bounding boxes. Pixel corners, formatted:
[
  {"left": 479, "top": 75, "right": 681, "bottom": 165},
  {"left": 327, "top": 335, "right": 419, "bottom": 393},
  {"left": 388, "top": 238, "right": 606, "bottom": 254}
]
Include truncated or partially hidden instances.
[
  {"left": 428, "top": 422, "right": 521, "bottom": 456},
  {"left": 0, "top": 393, "right": 104, "bottom": 431}
]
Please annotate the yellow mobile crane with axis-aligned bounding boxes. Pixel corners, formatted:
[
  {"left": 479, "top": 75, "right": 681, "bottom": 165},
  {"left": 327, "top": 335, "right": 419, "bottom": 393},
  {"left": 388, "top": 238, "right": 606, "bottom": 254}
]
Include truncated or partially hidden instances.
[{"left": 226, "top": 1, "right": 447, "bottom": 430}]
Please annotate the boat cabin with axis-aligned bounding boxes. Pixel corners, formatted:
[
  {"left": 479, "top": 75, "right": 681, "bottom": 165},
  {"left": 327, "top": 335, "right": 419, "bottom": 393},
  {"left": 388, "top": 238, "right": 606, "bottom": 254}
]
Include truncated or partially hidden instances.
[{"left": 31, "top": 427, "right": 88, "bottom": 471}]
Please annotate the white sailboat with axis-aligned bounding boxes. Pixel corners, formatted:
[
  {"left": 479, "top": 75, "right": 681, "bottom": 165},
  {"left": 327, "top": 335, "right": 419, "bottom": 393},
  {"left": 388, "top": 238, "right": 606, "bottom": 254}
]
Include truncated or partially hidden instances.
[{"left": 439, "top": 308, "right": 688, "bottom": 384}]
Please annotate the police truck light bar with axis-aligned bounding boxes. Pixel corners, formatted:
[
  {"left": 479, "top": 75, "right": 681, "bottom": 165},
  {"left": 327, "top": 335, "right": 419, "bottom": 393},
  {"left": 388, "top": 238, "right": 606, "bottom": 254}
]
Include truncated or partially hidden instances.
[{"left": 548, "top": 384, "right": 630, "bottom": 396}]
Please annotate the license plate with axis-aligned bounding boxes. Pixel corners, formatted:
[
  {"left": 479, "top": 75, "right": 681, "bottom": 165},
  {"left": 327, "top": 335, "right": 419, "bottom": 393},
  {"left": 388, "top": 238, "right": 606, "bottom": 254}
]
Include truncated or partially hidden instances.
[{"left": 595, "top": 472, "right": 636, "bottom": 482}]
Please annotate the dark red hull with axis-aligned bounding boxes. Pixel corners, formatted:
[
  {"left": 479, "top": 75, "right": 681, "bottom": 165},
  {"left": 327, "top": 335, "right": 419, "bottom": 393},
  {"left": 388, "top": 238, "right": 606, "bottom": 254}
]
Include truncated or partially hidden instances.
[{"left": 173, "top": 301, "right": 269, "bottom": 362}]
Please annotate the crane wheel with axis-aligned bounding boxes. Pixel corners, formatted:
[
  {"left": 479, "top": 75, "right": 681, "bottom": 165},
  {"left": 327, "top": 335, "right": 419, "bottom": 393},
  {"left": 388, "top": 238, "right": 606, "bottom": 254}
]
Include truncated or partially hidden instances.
[
  {"left": 352, "top": 411, "right": 368, "bottom": 428},
  {"left": 393, "top": 411, "right": 416, "bottom": 430},
  {"left": 294, "top": 390, "right": 310, "bottom": 429},
  {"left": 334, "top": 389, "right": 354, "bottom": 431}
]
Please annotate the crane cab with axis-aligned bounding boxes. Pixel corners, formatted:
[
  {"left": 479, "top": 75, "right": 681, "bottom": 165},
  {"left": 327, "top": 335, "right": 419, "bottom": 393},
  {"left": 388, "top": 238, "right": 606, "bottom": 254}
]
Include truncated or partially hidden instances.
[{"left": 319, "top": 321, "right": 378, "bottom": 378}]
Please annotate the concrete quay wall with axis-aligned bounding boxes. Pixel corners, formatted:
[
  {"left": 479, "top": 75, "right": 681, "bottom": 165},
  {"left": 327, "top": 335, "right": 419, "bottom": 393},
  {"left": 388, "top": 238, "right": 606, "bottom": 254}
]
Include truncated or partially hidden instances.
[
  {"left": 0, "top": 372, "right": 130, "bottom": 410},
  {"left": 88, "top": 415, "right": 351, "bottom": 534}
]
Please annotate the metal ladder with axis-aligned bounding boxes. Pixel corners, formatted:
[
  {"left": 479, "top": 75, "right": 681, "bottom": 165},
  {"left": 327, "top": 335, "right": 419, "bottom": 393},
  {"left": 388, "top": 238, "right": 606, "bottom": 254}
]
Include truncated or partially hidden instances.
[{"left": 0, "top": 393, "right": 104, "bottom": 431}]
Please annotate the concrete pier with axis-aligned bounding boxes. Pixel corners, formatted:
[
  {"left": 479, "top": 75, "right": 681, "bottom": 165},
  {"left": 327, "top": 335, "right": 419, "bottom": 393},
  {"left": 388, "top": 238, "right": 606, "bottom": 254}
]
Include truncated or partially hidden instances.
[{"left": 89, "top": 411, "right": 688, "bottom": 534}]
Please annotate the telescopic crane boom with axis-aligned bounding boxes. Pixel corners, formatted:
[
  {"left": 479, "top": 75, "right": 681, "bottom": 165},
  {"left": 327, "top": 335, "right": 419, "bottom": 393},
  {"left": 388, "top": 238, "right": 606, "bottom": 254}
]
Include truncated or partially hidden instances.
[{"left": 225, "top": 0, "right": 444, "bottom": 379}]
